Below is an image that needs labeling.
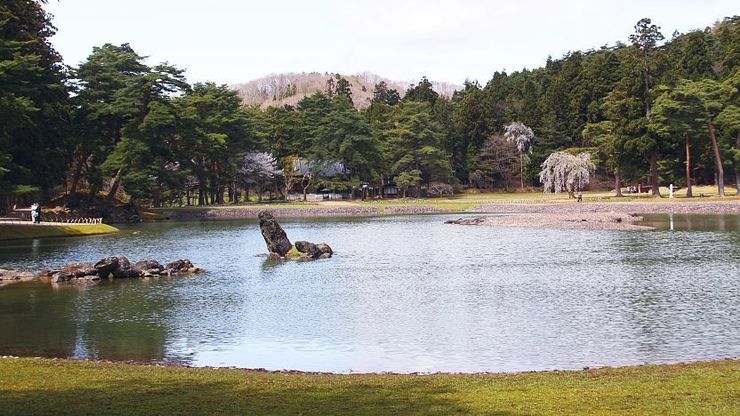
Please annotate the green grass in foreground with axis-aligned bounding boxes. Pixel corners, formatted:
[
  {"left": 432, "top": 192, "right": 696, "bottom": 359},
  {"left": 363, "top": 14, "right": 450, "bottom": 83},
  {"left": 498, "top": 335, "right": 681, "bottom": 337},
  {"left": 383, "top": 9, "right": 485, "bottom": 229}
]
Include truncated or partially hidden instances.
[
  {"left": 0, "top": 358, "right": 737, "bottom": 415},
  {"left": 0, "top": 223, "right": 119, "bottom": 241}
]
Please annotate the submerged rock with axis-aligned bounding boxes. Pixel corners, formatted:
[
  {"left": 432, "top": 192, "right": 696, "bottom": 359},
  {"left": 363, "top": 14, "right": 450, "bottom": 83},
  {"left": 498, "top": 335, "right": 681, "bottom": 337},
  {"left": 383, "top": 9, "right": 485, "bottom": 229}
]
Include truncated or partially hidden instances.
[
  {"left": 294, "top": 241, "right": 321, "bottom": 258},
  {"left": 134, "top": 259, "right": 164, "bottom": 276},
  {"left": 315, "top": 243, "right": 333, "bottom": 259},
  {"left": 445, "top": 217, "right": 486, "bottom": 225},
  {"left": 0, "top": 269, "right": 35, "bottom": 285},
  {"left": 258, "top": 211, "right": 292, "bottom": 257},
  {"left": 110, "top": 256, "right": 141, "bottom": 278},
  {"left": 94, "top": 256, "right": 121, "bottom": 278},
  {"left": 294, "top": 241, "right": 333, "bottom": 259},
  {"left": 52, "top": 262, "right": 100, "bottom": 282},
  {"left": 9, "top": 257, "right": 203, "bottom": 286},
  {"left": 164, "top": 259, "right": 202, "bottom": 275}
]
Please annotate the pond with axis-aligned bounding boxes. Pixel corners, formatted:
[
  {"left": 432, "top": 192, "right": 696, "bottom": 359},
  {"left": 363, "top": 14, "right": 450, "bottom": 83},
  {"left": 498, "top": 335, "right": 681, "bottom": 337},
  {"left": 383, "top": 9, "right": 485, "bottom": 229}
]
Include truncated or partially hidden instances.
[{"left": 0, "top": 213, "right": 738, "bottom": 373}]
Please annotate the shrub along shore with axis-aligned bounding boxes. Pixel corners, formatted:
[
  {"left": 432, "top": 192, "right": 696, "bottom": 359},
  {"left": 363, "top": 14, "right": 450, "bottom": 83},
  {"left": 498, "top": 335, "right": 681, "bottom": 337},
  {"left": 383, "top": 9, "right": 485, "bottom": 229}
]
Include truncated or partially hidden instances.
[{"left": 0, "top": 358, "right": 737, "bottom": 415}]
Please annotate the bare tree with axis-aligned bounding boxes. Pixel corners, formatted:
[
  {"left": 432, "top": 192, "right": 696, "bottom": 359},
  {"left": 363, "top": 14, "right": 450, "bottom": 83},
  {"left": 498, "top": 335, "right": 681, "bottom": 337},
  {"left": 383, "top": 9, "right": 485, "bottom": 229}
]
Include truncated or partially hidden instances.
[
  {"left": 293, "top": 159, "right": 347, "bottom": 201},
  {"left": 503, "top": 122, "right": 535, "bottom": 190}
]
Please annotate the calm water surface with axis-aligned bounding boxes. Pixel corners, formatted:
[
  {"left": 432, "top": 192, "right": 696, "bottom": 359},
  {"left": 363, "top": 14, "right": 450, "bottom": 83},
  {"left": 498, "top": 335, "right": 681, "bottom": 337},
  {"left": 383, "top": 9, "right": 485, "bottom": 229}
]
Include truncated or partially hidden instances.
[{"left": 0, "top": 213, "right": 738, "bottom": 373}]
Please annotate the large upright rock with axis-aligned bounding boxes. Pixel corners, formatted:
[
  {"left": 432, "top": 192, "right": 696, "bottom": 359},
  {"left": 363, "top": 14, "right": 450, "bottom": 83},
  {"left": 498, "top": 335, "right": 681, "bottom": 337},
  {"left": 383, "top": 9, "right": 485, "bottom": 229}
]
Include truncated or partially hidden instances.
[{"left": 258, "top": 211, "right": 292, "bottom": 257}]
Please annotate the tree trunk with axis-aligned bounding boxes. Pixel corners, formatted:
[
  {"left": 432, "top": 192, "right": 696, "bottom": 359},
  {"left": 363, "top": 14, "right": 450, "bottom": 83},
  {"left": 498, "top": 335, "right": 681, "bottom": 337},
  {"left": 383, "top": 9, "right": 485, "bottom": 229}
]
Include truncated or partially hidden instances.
[
  {"left": 216, "top": 185, "right": 225, "bottom": 204},
  {"left": 519, "top": 152, "right": 524, "bottom": 191},
  {"left": 68, "top": 150, "right": 88, "bottom": 197},
  {"left": 106, "top": 168, "right": 123, "bottom": 203},
  {"left": 649, "top": 152, "right": 660, "bottom": 197},
  {"left": 685, "top": 134, "right": 692, "bottom": 198},
  {"left": 614, "top": 168, "right": 623, "bottom": 197},
  {"left": 302, "top": 174, "right": 313, "bottom": 202},
  {"left": 707, "top": 122, "right": 725, "bottom": 197}
]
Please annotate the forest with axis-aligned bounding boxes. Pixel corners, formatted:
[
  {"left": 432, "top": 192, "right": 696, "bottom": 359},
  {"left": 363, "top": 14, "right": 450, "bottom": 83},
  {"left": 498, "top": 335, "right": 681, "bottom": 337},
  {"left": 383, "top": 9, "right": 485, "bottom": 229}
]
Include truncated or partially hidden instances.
[{"left": 1, "top": 0, "right": 739, "bottom": 212}]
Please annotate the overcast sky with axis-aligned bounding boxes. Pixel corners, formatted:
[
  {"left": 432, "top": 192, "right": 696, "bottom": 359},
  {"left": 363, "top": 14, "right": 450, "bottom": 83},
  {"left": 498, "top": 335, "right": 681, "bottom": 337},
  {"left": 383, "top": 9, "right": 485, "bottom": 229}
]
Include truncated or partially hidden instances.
[{"left": 44, "top": 0, "right": 737, "bottom": 85}]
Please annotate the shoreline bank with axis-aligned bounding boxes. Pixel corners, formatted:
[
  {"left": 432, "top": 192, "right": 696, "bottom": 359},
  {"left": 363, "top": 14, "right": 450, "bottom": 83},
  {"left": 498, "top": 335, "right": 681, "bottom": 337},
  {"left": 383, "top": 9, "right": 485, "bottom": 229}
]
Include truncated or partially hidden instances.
[
  {"left": 0, "top": 223, "right": 119, "bottom": 241},
  {"left": 0, "top": 357, "right": 736, "bottom": 415},
  {"left": 156, "top": 200, "right": 740, "bottom": 220},
  {"left": 158, "top": 205, "right": 450, "bottom": 220},
  {"left": 448, "top": 212, "right": 653, "bottom": 231},
  {"left": 474, "top": 200, "right": 740, "bottom": 215}
]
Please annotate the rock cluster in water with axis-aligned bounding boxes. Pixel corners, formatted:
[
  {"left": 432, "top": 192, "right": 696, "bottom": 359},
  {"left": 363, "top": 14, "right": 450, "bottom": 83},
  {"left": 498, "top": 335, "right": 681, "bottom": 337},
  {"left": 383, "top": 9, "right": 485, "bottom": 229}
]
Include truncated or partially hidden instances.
[
  {"left": 258, "top": 210, "right": 333, "bottom": 260},
  {"left": 41, "top": 257, "right": 203, "bottom": 283},
  {"left": 444, "top": 217, "right": 486, "bottom": 225}
]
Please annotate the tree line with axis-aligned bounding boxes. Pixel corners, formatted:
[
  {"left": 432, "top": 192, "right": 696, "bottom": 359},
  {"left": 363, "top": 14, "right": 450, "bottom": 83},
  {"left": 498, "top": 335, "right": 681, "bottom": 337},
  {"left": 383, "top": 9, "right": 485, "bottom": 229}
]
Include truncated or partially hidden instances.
[{"left": 1, "top": 1, "right": 738, "bottom": 211}]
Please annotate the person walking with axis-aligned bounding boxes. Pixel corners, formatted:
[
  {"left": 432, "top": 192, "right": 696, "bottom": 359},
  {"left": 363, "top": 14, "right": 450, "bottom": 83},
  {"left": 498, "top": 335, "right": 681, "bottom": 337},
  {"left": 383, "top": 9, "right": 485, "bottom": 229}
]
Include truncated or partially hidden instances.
[
  {"left": 31, "top": 202, "right": 41, "bottom": 224},
  {"left": 30, "top": 203, "right": 38, "bottom": 224}
]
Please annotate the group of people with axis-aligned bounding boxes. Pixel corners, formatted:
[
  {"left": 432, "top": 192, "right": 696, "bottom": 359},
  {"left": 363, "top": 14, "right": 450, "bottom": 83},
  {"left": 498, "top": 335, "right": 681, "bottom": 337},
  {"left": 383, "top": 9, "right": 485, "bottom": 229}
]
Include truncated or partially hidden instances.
[{"left": 30, "top": 202, "right": 41, "bottom": 224}]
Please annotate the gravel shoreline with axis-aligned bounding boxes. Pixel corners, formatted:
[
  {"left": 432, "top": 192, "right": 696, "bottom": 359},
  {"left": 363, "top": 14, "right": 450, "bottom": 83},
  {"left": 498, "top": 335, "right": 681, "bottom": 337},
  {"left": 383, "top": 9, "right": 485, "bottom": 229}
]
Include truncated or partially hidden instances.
[
  {"left": 448, "top": 212, "right": 652, "bottom": 231},
  {"left": 162, "top": 206, "right": 381, "bottom": 220},
  {"left": 158, "top": 200, "right": 740, "bottom": 221},
  {"left": 474, "top": 201, "right": 740, "bottom": 215}
]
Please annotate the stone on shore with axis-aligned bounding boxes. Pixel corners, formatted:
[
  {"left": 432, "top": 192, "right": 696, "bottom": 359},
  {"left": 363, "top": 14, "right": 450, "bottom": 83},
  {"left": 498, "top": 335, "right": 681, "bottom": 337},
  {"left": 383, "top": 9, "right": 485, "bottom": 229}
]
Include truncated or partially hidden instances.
[{"left": 258, "top": 210, "right": 292, "bottom": 257}]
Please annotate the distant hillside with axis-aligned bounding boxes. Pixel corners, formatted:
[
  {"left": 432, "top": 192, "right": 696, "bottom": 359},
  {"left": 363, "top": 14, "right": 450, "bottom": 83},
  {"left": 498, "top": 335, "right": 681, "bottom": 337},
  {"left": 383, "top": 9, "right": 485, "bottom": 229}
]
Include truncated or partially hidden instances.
[{"left": 231, "top": 72, "right": 460, "bottom": 109}]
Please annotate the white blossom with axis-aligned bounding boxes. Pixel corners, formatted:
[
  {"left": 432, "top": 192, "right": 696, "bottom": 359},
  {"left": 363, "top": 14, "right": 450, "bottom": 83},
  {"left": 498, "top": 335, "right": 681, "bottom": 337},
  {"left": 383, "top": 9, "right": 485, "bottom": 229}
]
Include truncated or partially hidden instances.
[
  {"left": 503, "top": 122, "right": 535, "bottom": 154},
  {"left": 539, "top": 152, "right": 595, "bottom": 194},
  {"left": 239, "top": 152, "right": 282, "bottom": 186}
]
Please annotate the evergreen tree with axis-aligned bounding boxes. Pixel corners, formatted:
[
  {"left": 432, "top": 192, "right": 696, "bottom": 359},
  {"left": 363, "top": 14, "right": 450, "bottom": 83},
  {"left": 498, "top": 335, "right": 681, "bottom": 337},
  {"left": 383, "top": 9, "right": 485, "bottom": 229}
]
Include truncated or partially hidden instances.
[
  {"left": 0, "top": 0, "right": 71, "bottom": 209},
  {"left": 383, "top": 102, "right": 451, "bottom": 193},
  {"left": 404, "top": 76, "right": 439, "bottom": 105}
]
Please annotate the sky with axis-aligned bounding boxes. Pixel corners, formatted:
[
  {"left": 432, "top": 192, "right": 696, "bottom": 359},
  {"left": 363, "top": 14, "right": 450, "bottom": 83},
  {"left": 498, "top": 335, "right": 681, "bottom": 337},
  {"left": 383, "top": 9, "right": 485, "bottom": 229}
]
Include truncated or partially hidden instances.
[{"left": 43, "top": 0, "right": 738, "bottom": 85}]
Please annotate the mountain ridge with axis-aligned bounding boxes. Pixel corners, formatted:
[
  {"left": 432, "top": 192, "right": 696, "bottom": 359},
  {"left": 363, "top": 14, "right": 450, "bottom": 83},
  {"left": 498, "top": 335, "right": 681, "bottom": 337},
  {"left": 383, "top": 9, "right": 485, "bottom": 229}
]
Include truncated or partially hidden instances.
[{"left": 231, "top": 71, "right": 460, "bottom": 108}]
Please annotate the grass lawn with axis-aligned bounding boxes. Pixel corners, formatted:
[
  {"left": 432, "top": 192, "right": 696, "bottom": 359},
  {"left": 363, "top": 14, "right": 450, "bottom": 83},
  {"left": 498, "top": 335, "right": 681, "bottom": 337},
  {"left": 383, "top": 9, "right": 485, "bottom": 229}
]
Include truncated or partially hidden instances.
[
  {"left": 0, "top": 358, "right": 737, "bottom": 415},
  {"left": 0, "top": 223, "right": 119, "bottom": 241}
]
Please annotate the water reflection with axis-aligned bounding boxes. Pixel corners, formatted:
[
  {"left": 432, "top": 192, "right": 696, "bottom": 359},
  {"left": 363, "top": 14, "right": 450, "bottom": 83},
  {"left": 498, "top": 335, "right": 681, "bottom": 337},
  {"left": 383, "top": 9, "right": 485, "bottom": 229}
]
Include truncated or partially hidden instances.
[
  {"left": 641, "top": 213, "right": 740, "bottom": 232},
  {"left": 0, "top": 214, "right": 738, "bottom": 373}
]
